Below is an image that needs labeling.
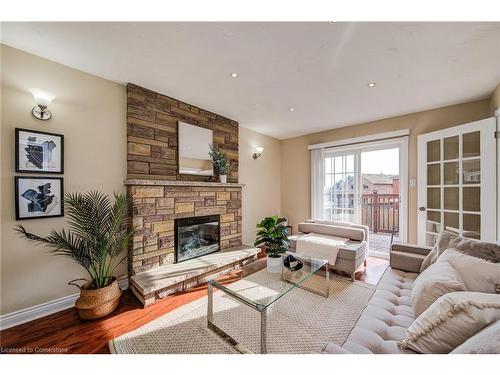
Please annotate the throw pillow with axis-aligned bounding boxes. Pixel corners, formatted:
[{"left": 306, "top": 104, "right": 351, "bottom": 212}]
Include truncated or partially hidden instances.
[
  {"left": 411, "top": 257, "right": 466, "bottom": 317},
  {"left": 401, "top": 291, "right": 500, "bottom": 353},
  {"left": 450, "top": 321, "right": 500, "bottom": 354},
  {"left": 454, "top": 237, "right": 500, "bottom": 263},
  {"left": 440, "top": 248, "right": 500, "bottom": 294},
  {"left": 419, "top": 230, "right": 460, "bottom": 272}
]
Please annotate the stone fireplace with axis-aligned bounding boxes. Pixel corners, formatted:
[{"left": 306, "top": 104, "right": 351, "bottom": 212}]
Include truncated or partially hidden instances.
[
  {"left": 125, "top": 83, "right": 259, "bottom": 307},
  {"left": 126, "top": 180, "right": 256, "bottom": 306},
  {"left": 175, "top": 214, "right": 220, "bottom": 263},
  {"left": 127, "top": 181, "right": 243, "bottom": 275}
]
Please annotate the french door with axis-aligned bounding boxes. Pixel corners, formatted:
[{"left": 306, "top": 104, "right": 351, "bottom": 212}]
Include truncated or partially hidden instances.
[
  {"left": 417, "top": 118, "right": 497, "bottom": 246},
  {"left": 323, "top": 151, "right": 361, "bottom": 224}
]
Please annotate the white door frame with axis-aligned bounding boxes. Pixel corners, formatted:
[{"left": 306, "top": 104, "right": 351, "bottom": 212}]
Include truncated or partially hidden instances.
[
  {"left": 417, "top": 117, "right": 497, "bottom": 245},
  {"left": 323, "top": 136, "right": 409, "bottom": 244}
]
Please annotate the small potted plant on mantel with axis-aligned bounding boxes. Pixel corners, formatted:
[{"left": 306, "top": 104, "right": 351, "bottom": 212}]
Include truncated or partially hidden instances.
[
  {"left": 254, "top": 216, "right": 291, "bottom": 273},
  {"left": 16, "top": 191, "right": 135, "bottom": 320},
  {"left": 209, "top": 144, "right": 229, "bottom": 183}
]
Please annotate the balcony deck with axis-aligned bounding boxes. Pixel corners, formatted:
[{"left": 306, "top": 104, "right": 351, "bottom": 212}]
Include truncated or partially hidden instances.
[{"left": 369, "top": 232, "right": 398, "bottom": 258}]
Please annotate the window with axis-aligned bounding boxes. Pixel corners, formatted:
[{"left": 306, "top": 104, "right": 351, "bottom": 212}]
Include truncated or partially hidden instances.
[{"left": 323, "top": 153, "right": 356, "bottom": 222}]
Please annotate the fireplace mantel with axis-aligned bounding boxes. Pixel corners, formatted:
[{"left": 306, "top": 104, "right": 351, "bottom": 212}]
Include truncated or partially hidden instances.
[{"left": 125, "top": 179, "right": 245, "bottom": 188}]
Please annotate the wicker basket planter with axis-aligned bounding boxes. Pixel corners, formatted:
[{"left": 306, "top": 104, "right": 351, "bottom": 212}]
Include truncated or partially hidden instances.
[{"left": 69, "top": 277, "right": 122, "bottom": 320}]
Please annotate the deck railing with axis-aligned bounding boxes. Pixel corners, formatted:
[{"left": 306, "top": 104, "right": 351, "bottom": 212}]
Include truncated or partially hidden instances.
[{"left": 361, "top": 193, "right": 399, "bottom": 233}]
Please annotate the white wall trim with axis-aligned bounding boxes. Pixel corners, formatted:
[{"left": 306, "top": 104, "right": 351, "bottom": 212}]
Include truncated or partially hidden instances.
[
  {"left": 496, "top": 109, "right": 500, "bottom": 242},
  {"left": 399, "top": 136, "right": 409, "bottom": 244},
  {"left": 0, "top": 278, "right": 129, "bottom": 330},
  {"left": 308, "top": 129, "right": 410, "bottom": 150}
]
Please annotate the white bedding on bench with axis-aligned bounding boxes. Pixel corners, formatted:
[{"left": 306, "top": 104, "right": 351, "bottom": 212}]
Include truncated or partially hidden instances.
[{"left": 295, "top": 233, "right": 349, "bottom": 265}]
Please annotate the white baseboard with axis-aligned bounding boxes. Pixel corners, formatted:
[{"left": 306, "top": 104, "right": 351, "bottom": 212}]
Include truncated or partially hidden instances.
[{"left": 0, "top": 278, "right": 129, "bottom": 331}]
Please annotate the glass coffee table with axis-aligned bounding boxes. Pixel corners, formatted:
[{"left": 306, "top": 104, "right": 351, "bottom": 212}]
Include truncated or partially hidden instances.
[{"left": 207, "top": 252, "right": 329, "bottom": 354}]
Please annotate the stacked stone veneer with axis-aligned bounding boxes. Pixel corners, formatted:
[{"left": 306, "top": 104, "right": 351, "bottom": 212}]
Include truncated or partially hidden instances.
[
  {"left": 128, "top": 182, "right": 243, "bottom": 275},
  {"left": 125, "top": 84, "right": 251, "bottom": 306},
  {"left": 127, "top": 83, "right": 239, "bottom": 182}
]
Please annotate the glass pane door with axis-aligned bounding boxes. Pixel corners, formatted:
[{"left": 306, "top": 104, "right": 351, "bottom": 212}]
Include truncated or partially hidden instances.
[
  {"left": 323, "top": 152, "right": 360, "bottom": 223},
  {"left": 418, "top": 117, "right": 496, "bottom": 246},
  {"left": 425, "top": 131, "right": 481, "bottom": 245}
]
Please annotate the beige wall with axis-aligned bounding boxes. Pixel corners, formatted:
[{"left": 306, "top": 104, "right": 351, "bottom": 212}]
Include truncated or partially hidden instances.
[
  {"left": 239, "top": 126, "right": 281, "bottom": 245},
  {"left": 0, "top": 45, "right": 281, "bottom": 315},
  {"left": 1, "top": 45, "right": 127, "bottom": 315},
  {"left": 281, "top": 99, "right": 491, "bottom": 244},
  {"left": 490, "top": 82, "right": 500, "bottom": 115}
]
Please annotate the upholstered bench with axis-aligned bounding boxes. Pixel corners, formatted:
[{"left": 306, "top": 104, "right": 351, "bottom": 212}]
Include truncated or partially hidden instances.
[{"left": 288, "top": 220, "right": 369, "bottom": 280}]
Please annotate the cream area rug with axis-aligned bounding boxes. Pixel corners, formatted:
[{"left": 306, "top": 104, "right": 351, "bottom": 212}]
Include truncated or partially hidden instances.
[{"left": 109, "top": 269, "right": 375, "bottom": 354}]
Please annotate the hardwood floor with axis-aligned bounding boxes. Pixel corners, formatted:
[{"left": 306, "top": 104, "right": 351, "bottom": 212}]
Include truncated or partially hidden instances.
[{"left": 0, "top": 256, "right": 388, "bottom": 354}]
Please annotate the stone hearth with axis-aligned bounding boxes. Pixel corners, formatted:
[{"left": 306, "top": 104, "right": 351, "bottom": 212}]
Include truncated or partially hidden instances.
[{"left": 130, "top": 246, "right": 260, "bottom": 306}]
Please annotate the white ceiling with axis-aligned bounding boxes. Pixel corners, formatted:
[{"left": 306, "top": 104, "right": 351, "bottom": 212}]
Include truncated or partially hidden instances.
[{"left": 1, "top": 22, "right": 499, "bottom": 139}]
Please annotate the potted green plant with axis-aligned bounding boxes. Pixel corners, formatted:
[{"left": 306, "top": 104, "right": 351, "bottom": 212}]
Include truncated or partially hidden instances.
[
  {"left": 254, "top": 216, "right": 291, "bottom": 273},
  {"left": 209, "top": 144, "right": 229, "bottom": 183},
  {"left": 15, "top": 191, "right": 135, "bottom": 320}
]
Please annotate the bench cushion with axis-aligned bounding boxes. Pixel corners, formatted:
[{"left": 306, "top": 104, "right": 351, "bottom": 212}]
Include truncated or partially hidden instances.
[
  {"left": 298, "top": 223, "right": 365, "bottom": 242},
  {"left": 304, "top": 220, "right": 369, "bottom": 243}
]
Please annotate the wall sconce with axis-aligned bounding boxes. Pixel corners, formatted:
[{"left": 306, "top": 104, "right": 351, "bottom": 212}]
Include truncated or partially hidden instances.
[
  {"left": 253, "top": 147, "right": 264, "bottom": 159},
  {"left": 29, "top": 88, "right": 55, "bottom": 121}
]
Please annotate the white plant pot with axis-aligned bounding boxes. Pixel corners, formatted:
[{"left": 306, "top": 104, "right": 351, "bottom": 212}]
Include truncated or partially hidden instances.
[
  {"left": 266, "top": 255, "right": 283, "bottom": 273},
  {"left": 219, "top": 175, "right": 227, "bottom": 183}
]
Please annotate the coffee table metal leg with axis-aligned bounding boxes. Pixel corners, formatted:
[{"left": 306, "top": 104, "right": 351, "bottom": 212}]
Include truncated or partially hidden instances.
[
  {"left": 325, "top": 263, "right": 330, "bottom": 298},
  {"left": 207, "top": 282, "right": 257, "bottom": 354},
  {"left": 260, "top": 307, "right": 267, "bottom": 354},
  {"left": 207, "top": 282, "right": 213, "bottom": 324}
]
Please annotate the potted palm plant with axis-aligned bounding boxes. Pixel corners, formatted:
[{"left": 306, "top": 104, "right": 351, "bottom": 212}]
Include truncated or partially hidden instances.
[
  {"left": 209, "top": 144, "right": 229, "bottom": 183},
  {"left": 16, "top": 191, "right": 135, "bottom": 320},
  {"left": 254, "top": 216, "right": 291, "bottom": 273}
]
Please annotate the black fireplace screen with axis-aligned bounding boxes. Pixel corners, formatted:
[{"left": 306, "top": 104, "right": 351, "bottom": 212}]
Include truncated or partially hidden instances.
[{"left": 174, "top": 214, "right": 220, "bottom": 263}]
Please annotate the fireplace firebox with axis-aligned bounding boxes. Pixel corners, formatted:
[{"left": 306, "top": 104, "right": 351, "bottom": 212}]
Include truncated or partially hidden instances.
[{"left": 174, "top": 215, "right": 220, "bottom": 263}]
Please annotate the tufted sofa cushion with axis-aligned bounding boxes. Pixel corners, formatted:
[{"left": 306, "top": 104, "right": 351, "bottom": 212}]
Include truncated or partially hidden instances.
[{"left": 334, "top": 268, "right": 419, "bottom": 354}]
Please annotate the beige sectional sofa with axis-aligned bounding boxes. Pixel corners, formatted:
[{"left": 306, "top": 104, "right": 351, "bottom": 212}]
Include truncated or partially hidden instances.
[
  {"left": 324, "top": 245, "right": 421, "bottom": 353},
  {"left": 288, "top": 220, "right": 369, "bottom": 280},
  {"left": 323, "top": 239, "right": 500, "bottom": 354}
]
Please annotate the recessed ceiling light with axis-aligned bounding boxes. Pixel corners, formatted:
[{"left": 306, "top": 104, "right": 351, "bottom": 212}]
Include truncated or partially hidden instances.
[
  {"left": 230, "top": 72, "right": 238, "bottom": 78},
  {"left": 289, "top": 108, "right": 295, "bottom": 111},
  {"left": 367, "top": 82, "right": 376, "bottom": 88}
]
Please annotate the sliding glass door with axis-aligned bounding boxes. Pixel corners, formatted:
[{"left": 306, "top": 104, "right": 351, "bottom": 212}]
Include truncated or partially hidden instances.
[
  {"left": 323, "top": 151, "right": 361, "bottom": 223},
  {"left": 311, "top": 135, "right": 409, "bottom": 247}
]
